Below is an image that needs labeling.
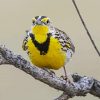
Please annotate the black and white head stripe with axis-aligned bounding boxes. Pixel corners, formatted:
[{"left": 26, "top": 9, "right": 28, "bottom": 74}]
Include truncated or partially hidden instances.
[{"left": 35, "top": 16, "right": 47, "bottom": 21}]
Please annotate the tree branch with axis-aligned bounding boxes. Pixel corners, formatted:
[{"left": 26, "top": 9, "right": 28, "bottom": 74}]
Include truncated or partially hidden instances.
[{"left": 0, "top": 45, "right": 100, "bottom": 100}]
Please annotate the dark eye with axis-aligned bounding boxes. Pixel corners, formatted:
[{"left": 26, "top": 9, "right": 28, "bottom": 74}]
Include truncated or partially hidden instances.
[
  {"left": 46, "top": 19, "right": 50, "bottom": 24},
  {"left": 32, "top": 20, "right": 35, "bottom": 24}
]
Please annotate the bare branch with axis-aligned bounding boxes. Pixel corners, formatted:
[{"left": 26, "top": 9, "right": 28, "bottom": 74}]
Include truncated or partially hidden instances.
[
  {"left": 0, "top": 45, "right": 100, "bottom": 99},
  {"left": 0, "top": 53, "right": 9, "bottom": 65}
]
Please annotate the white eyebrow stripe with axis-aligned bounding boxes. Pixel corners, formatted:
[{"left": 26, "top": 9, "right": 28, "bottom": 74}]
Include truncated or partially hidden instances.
[{"left": 37, "top": 16, "right": 41, "bottom": 21}]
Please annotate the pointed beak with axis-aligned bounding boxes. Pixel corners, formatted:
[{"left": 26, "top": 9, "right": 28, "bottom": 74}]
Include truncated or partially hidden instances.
[{"left": 36, "top": 21, "right": 42, "bottom": 25}]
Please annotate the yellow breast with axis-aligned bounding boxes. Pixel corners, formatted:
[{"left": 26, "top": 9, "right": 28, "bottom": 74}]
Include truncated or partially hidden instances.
[
  {"left": 27, "top": 36, "right": 67, "bottom": 70},
  {"left": 31, "top": 25, "right": 48, "bottom": 43}
]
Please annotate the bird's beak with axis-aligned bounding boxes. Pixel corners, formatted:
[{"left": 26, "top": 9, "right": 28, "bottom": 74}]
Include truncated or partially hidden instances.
[{"left": 36, "top": 21, "right": 42, "bottom": 25}]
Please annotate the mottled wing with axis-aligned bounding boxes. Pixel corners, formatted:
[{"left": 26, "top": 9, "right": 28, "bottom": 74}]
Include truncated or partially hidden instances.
[
  {"left": 22, "top": 30, "right": 30, "bottom": 51},
  {"left": 53, "top": 27, "right": 75, "bottom": 59}
]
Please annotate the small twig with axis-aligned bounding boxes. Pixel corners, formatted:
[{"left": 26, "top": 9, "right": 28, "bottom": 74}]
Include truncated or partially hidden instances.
[
  {"left": 55, "top": 92, "right": 70, "bottom": 100},
  {"left": 72, "top": 0, "right": 100, "bottom": 56}
]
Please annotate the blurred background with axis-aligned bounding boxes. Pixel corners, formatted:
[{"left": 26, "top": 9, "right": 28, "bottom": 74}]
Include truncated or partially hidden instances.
[{"left": 0, "top": 0, "right": 100, "bottom": 100}]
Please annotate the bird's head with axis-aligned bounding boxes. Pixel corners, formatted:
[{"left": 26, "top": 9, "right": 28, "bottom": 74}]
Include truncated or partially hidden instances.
[{"left": 31, "top": 16, "right": 51, "bottom": 35}]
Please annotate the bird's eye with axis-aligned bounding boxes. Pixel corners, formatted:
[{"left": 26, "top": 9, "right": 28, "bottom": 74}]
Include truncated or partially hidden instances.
[
  {"left": 32, "top": 20, "right": 36, "bottom": 24},
  {"left": 32, "top": 20, "right": 35, "bottom": 23},
  {"left": 46, "top": 19, "right": 50, "bottom": 24},
  {"left": 32, "top": 18, "right": 36, "bottom": 24},
  {"left": 41, "top": 18, "right": 50, "bottom": 24}
]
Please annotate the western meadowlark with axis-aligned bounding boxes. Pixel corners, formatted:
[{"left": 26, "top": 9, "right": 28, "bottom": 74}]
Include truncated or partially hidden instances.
[{"left": 22, "top": 16, "right": 75, "bottom": 79}]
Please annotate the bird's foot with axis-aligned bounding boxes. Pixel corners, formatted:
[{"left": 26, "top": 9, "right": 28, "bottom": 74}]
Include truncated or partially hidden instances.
[{"left": 60, "top": 75, "right": 71, "bottom": 83}]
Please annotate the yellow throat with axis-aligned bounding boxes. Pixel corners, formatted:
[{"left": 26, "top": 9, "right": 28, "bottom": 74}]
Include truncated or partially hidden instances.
[{"left": 32, "top": 25, "right": 49, "bottom": 43}]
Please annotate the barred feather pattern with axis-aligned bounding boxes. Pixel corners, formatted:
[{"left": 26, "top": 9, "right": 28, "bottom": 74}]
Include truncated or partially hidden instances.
[
  {"left": 22, "top": 30, "right": 30, "bottom": 52},
  {"left": 49, "top": 27, "right": 75, "bottom": 60}
]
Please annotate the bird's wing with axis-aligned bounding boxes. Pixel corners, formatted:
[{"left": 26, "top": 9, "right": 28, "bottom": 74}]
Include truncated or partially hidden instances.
[
  {"left": 53, "top": 27, "right": 75, "bottom": 59},
  {"left": 22, "top": 30, "right": 30, "bottom": 51}
]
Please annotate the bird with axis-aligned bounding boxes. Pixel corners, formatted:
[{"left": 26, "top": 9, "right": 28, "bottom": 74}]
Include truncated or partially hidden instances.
[{"left": 22, "top": 16, "right": 75, "bottom": 79}]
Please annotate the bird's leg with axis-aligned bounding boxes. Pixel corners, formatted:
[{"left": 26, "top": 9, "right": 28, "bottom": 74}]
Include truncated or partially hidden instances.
[
  {"left": 61, "top": 66, "right": 71, "bottom": 83},
  {"left": 63, "top": 66, "right": 68, "bottom": 80}
]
